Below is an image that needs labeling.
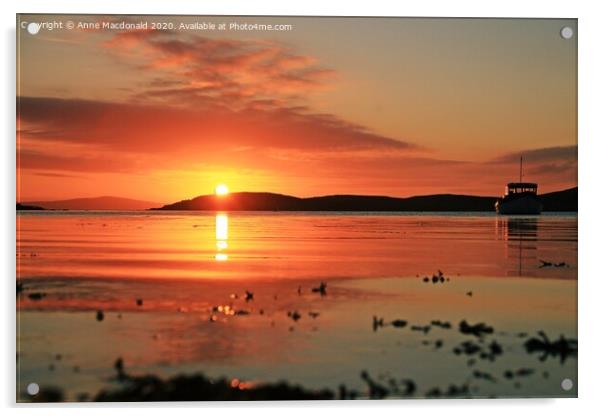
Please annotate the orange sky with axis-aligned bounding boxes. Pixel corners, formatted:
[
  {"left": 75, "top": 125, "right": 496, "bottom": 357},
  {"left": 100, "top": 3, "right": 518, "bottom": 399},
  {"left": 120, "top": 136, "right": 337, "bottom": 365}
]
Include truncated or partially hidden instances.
[{"left": 17, "top": 16, "right": 577, "bottom": 203}]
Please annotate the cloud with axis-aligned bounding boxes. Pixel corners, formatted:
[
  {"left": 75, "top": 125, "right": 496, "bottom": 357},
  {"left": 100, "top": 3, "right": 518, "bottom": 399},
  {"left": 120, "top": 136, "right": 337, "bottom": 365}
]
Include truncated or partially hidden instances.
[
  {"left": 33, "top": 172, "right": 84, "bottom": 179},
  {"left": 17, "top": 96, "right": 417, "bottom": 177},
  {"left": 488, "top": 145, "right": 577, "bottom": 190},
  {"left": 528, "top": 161, "right": 575, "bottom": 176},
  {"left": 492, "top": 145, "right": 577, "bottom": 164},
  {"left": 18, "top": 27, "right": 421, "bottom": 185},
  {"left": 17, "top": 149, "right": 134, "bottom": 173},
  {"left": 103, "top": 30, "right": 335, "bottom": 107}
]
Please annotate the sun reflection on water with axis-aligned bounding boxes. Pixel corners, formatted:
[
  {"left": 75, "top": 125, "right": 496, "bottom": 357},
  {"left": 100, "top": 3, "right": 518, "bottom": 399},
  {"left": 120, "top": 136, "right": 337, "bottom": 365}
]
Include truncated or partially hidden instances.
[{"left": 215, "top": 213, "right": 228, "bottom": 261}]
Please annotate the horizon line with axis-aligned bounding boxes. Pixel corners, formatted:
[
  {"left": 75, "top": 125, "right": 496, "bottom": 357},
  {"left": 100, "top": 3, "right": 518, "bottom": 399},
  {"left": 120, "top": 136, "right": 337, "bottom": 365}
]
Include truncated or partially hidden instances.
[{"left": 19, "top": 185, "right": 578, "bottom": 206}]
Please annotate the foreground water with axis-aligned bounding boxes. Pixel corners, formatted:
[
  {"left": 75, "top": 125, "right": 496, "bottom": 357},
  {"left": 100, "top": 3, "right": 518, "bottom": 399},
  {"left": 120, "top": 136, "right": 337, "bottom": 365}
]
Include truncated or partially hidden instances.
[{"left": 16, "top": 211, "right": 577, "bottom": 400}]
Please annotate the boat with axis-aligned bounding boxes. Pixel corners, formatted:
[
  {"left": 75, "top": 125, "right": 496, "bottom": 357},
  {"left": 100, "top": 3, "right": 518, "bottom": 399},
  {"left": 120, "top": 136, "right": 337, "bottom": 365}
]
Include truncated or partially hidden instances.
[{"left": 495, "top": 157, "right": 543, "bottom": 215}]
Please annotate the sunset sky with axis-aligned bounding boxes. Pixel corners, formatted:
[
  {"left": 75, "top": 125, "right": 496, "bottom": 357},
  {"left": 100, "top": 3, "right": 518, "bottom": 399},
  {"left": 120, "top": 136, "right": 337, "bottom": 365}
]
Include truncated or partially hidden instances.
[{"left": 17, "top": 16, "right": 577, "bottom": 203}]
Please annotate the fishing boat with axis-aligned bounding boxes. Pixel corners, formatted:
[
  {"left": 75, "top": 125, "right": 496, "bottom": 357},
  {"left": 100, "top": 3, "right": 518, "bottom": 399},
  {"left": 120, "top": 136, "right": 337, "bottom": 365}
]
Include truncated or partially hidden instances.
[{"left": 495, "top": 157, "right": 543, "bottom": 215}]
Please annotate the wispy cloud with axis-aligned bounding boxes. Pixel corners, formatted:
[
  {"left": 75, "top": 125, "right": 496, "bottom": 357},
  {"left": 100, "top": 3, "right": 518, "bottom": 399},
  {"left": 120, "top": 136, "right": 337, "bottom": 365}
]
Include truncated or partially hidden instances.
[
  {"left": 488, "top": 145, "right": 577, "bottom": 189},
  {"left": 103, "top": 30, "right": 335, "bottom": 108},
  {"left": 33, "top": 172, "right": 84, "bottom": 179},
  {"left": 492, "top": 145, "right": 577, "bottom": 164},
  {"left": 18, "top": 96, "right": 416, "bottom": 154}
]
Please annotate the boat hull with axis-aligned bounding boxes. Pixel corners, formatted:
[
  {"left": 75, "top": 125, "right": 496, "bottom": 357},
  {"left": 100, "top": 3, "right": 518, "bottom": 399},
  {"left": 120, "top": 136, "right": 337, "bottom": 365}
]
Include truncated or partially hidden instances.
[{"left": 495, "top": 194, "right": 543, "bottom": 215}]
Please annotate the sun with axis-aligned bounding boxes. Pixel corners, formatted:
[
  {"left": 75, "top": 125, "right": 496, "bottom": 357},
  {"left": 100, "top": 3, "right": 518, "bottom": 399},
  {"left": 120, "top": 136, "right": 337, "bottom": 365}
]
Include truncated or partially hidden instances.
[{"left": 215, "top": 184, "right": 229, "bottom": 196}]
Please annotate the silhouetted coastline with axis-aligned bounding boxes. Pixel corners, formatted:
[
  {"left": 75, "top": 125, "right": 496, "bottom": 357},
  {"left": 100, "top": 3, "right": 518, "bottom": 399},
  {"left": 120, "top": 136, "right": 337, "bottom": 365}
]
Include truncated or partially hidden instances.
[
  {"left": 16, "top": 203, "right": 44, "bottom": 210},
  {"left": 153, "top": 187, "right": 577, "bottom": 212}
]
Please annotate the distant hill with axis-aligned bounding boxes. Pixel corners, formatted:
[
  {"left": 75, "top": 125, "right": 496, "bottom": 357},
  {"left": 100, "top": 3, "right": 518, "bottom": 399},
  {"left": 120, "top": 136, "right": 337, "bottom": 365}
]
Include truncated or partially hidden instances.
[
  {"left": 154, "top": 192, "right": 302, "bottom": 211},
  {"left": 154, "top": 187, "right": 577, "bottom": 212},
  {"left": 539, "top": 187, "right": 578, "bottom": 211},
  {"left": 23, "top": 196, "right": 160, "bottom": 210},
  {"left": 16, "top": 203, "right": 44, "bottom": 210}
]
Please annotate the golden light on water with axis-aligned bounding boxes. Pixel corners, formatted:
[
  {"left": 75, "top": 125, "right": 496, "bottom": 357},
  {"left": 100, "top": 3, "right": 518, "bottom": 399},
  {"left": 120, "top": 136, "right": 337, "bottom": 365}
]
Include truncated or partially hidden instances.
[
  {"left": 216, "top": 214, "right": 228, "bottom": 240},
  {"left": 215, "top": 184, "right": 229, "bottom": 196},
  {"left": 215, "top": 213, "right": 229, "bottom": 261}
]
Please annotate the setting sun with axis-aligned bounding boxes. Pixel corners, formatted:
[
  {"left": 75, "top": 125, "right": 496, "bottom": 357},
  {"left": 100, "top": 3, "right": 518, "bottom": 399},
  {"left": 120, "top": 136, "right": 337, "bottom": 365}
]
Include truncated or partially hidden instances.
[{"left": 215, "top": 184, "right": 229, "bottom": 196}]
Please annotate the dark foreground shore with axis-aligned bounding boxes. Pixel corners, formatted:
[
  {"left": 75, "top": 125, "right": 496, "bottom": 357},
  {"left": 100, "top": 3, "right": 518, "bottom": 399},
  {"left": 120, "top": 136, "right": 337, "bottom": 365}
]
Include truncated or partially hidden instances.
[{"left": 18, "top": 275, "right": 577, "bottom": 402}]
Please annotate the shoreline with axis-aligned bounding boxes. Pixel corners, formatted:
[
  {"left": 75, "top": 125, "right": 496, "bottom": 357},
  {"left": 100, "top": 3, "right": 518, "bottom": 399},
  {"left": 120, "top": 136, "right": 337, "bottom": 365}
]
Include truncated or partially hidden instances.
[{"left": 17, "top": 274, "right": 577, "bottom": 401}]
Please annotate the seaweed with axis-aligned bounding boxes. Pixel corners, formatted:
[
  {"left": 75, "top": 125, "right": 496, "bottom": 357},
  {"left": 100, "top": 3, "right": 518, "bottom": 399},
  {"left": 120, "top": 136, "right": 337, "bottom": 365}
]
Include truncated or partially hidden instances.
[{"left": 524, "top": 331, "right": 577, "bottom": 363}]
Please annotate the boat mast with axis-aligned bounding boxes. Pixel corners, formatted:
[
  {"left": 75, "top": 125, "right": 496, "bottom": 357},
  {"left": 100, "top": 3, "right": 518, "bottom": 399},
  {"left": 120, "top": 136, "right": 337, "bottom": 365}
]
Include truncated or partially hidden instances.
[{"left": 519, "top": 156, "right": 523, "bottom": 182}]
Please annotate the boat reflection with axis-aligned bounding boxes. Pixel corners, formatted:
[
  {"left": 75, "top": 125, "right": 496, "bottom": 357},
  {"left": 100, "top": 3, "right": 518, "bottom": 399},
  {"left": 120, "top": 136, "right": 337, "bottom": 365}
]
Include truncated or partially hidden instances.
[
  {"left": 496, "top": 217, "right": 539, "bottom": 276},
  {"left": 215, "top": 213, "right": 228, "bottom": 261}
]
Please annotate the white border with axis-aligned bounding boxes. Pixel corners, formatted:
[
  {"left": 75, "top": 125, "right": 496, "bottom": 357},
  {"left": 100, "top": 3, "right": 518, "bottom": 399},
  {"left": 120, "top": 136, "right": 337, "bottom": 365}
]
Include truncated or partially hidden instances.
[{"left": 3, "top": 1, "right": 602, "bottom": 415}]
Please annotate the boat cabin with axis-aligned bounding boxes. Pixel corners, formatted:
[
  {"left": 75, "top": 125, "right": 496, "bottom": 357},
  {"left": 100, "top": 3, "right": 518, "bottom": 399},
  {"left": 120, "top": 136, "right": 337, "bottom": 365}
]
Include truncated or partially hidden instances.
[{"left": 505, "top": 182, "right": 538, "bottom": 196}]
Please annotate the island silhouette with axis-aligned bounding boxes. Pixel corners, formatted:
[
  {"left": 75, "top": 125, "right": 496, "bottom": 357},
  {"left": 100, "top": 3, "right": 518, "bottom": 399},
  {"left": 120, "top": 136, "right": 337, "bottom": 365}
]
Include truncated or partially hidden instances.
[
  {"left": 18, "top": 196, "right": 159, "bottom": 211},
  {"left": 152, "top": 187, "right": 577, "bottom": 212},
  {"left": 17, "top": 188, "right": 576, "bottom": 212}
]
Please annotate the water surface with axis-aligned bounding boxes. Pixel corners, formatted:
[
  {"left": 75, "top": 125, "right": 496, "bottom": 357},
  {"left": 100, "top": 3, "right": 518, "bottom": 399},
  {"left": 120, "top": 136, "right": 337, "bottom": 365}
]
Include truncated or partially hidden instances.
[{"left": 16, "top": 212, "right": 578, "bottom": 400}]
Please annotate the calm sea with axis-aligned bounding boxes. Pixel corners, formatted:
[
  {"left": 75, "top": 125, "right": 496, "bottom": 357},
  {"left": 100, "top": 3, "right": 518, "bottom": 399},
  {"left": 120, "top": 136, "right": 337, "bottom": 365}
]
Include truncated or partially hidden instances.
[{"left": 16, "top": 211, "right": 578, "bottom": 400}]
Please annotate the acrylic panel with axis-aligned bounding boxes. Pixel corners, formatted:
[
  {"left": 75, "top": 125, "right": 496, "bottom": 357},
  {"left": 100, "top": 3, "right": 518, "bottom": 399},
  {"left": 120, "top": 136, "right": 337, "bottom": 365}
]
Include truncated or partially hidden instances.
[{"left": 16, "top": 15, "right": 577, "bottom": 402}]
